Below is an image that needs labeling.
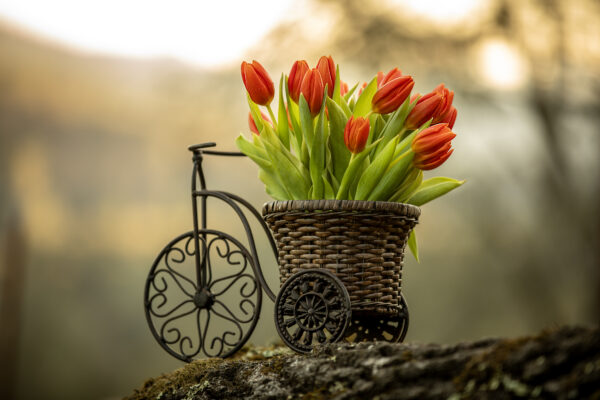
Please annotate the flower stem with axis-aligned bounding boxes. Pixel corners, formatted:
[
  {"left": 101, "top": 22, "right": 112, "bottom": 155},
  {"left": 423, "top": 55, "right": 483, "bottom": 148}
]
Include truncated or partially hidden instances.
[
  {"left": 266, "top": 104, "right": 278, "bottom": 132},
  {"left": 336, "top": 153, "right": 356, "bottom": 200}
]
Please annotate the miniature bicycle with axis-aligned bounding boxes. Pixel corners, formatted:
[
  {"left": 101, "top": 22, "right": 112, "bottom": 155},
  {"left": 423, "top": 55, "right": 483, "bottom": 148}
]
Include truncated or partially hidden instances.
[{"left": 144, "top": 143, "right": 410, "bottom": 361}]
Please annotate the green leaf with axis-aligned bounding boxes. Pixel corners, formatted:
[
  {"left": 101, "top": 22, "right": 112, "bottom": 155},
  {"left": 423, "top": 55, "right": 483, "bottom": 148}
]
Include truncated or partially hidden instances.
[
  {"left": 235, "top": 134, "right": 270, "bottom": 170},
  {"left": 333, "top": 64, "right": 342, "bottom": 104},
  {"left": 284, "top": 78, "right": 304, "bottom": 154},
  {"left": 237, "top": 134, "right": 292, "bottom": 200},
  {"left": 354, "top": 136, "right": 398, "bottom": 200},
  {"left": 367, "top": 151, "right": 413, "bottom": 201},
  {"left": 259, "top": 169, "right": 291, "bottom": 200},
  {"left": 343, "top": 82, "right": 359, "bottom": 102},
  {"left": 326, "top": 98, "right": 351, "bottom": 183},
  {"left": 310, "top": 98, "right": 328, "bottom": 199},
  {"left": 277, "top": 75, "right": 290, "bottom": 149},
  {"left": 247, "top": 94, "right": 266, "bottom": 133},
  {"left": 408, "top": 230, "right": 419, "bottom": 263},
  {"left": 339, "top": 96, "right": 352, "bottom": 118},
  {"left": 261, "top": 123, "right": 310, "bottom": 180},
  {"left": 322, "top": 170, "right": 335, "bottom": 199},
  {"left": 298, "top": 95, "right": 315, "bottom": 152},
  {"left": 262, "top": 140, "right": 310, "bottom": 199},
  {"left": 367, "top": 113, "right": 385, "bottom": 147},
  {"left": 407, "top": 177, "right": 465, "bottom": 206},
  {"left": 390, "top": 168, "right": 422, "bottom": 202},
  {"left": 335, "top": 139, "right": 381, "bottom": 200},
  {"left": 349, "top": 158, "right": 368, "bottom": 199},
  {"left": 372, "top": 96, "right": 414, "bottom": 157},
  {"left": 353, "top": 76, "right": 377, "bottom": 117}
]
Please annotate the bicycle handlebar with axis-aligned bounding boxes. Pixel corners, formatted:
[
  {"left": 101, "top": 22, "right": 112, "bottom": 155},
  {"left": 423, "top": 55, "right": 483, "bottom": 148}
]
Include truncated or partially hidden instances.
[{"left": 188, "top": 142, "right": 246, "bottom": 157}]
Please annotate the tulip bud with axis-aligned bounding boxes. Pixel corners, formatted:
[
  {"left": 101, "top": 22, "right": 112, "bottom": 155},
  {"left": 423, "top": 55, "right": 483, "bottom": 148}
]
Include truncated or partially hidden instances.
[
  {"left": 438, "top": 106, "right": 457, "bottom": 129},
  {"left": 316, "top": 55, "right": 335, "bottom": 98},
  {"left": 411, "top": 123, "right": 456, "bottom": 170},
  {"left": 344, "top": 116, "right": 370, "bottom": 154},
  {"left": 340, "top": 81, "right": 349, "bottom": 97},
  {"left": 372, "top": 75, "right": 414, "bottom": 114},
  {"left": 288, "top": 60, "right": 309, "bottom": 103},
  {"left": 248, "top": 111, "right": 271, "bottom": 135},
  {"left": 300, "top": 68, "right": 325, "bottom": 117},
  {"left": 405, "top": 91, "right": 444, "bottom": 130},
  {"left": 431, "top": 84, "right": 454, "bottom": 124},
  {"left": 377, "top": 68, "right": 402, "bottom": 88},
  {"left": 241, "top": 60, "right": 275, "bottom": 106},
  {"left": 358, "top": 82, "right": 367, "bottom": 96}
]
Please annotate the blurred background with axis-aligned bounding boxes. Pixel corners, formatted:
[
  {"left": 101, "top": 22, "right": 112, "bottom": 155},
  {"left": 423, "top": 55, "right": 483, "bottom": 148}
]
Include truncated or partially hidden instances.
[{"left": 0, "top": 0, "right": 598, "bottom": 398}]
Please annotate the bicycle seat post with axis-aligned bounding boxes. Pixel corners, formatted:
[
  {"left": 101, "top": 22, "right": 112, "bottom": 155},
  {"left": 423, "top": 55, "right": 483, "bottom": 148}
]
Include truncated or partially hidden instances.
[{"left": 188, "top": 142, "right": 216, "bottom": 289}]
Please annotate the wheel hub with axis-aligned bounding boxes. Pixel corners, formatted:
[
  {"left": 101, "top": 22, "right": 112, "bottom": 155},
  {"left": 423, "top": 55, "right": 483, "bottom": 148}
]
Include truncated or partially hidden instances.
[
  {"left": 294, "top": 293, "right": 328, "bottom": 332},
  {"left": 194, "top": 288, "right": 215, "bottom": 309}
]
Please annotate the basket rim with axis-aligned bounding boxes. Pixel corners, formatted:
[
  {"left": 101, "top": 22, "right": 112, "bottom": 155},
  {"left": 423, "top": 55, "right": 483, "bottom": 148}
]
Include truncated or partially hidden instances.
[{"left": 262, "top": 199, "right": 420, "bottom": 218}]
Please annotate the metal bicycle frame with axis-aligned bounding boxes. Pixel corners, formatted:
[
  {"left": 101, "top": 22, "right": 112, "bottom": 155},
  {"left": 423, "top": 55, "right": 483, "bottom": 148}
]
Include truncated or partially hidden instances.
[{"left": 188, "top": 142, "right": 277, "bottom": 302}]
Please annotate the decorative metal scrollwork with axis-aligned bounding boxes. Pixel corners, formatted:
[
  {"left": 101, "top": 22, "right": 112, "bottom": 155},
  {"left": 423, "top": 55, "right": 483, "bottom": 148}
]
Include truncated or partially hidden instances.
[
  {"left": 144, "top": 229, "right": 262, "bottom": 361},
  {"left": 274, "top": 269, "right": 351, "bottom": 354},
  {"left": 344, "top": 295, "right": 409, "bottom": 343}
]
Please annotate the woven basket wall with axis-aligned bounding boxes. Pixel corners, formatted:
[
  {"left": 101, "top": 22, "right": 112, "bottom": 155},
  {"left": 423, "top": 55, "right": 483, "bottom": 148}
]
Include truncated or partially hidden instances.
[{"left": 263, "top": 200, "right": 420, "bottom": 315}]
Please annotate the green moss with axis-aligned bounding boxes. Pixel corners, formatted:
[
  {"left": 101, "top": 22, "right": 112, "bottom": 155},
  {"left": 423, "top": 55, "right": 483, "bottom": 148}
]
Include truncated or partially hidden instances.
[{"left": 126, "top": 358, "right": 223, "bottom": 400}]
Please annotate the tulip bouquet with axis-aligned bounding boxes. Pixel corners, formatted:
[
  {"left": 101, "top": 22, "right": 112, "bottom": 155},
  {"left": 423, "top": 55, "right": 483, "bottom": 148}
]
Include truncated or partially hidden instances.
[{"left": 236, "top": 56, "right": 464, "bottom": 259}]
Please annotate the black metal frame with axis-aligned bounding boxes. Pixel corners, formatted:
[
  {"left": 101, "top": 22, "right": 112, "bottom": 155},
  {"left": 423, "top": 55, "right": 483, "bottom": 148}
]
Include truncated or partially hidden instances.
[
  {"left": 144, "top": 143, "right": 277, "bottom": 360},
  {"left": 144, "top": 143, "right": 410, "bottom": 361}
]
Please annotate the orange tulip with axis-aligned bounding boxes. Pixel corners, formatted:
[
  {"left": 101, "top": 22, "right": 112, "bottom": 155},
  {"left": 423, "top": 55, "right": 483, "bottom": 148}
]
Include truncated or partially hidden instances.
[
  {"left": 412, "top": 123, "right": 456, "bottom": 170},
  {"left": 340, "top": 81, "right": 349, "bottom": 97},
  {"left": 405, "top": 91, "right": 444, "bottom": 130},
  {"left": 438, "top": 106, "right": 457, "bottom": 129},
  {"left": 377, "top": 68, "right": 402, "bottom": 88},
  {"left": 241, "top": 60, "right": 275, "bottom": 106},
  {"left": 317, "top": 55, "right": 335, "bottom": 98},
  {"left": 300, "top": 68, "right": 325, "bottom": 117},
  {"left": 372, "top": 75, "right": 414, "bottom": 114},
  {"left": 288, "top": 60, "right": 309, "bottom": 103},
  {"left": 248, "top": 111, "right": 271, "bottom": 135},
  {"left": 431, "top": 84, "right": 454, "bottom": 124},
  {"left": 344, "top": 116, "right": 370, "bottom": 154},
  {"left": 358, "top": 82, "right": 367, "bottom": 96}
]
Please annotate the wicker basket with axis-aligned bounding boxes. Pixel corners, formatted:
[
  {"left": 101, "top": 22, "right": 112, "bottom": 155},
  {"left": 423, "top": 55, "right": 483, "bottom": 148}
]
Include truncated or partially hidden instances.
[{"left": 262, "top": 200, "right": 420, "bottom": 315}]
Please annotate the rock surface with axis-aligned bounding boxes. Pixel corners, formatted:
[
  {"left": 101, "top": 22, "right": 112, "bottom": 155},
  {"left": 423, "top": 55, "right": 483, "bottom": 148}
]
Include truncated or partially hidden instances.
[{"left": 126, "top": 326, "right": 600, "bottom": 400}]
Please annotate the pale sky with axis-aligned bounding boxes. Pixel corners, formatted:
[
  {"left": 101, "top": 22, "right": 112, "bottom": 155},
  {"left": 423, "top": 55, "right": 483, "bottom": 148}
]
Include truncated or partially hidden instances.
[
  {"left": 0, "top": 0, "right": 295, "bottom": 67},
  {"left": 0, "top": 0, "right": 495, "bottom": 69}
]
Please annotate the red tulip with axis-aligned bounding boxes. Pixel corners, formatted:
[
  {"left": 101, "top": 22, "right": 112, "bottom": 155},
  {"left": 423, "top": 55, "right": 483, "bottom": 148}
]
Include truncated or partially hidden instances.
[
  {"left": 438, "top": 106, "right": 457, "bottom": 129},
  {"left": 241, "top": 60, "right": 275, "bottom": 106},
  {"left": 316, "top": 55, "right": 335, "bottom": 98},
  {"left": 340, "top": 81, "right": 349, "bottom": 96},
  {"left": 248, "top": 111, "right": 271, "bottom": 135},
  {"left": 344, "top": 116, "right": 370, "bottom": 154},
  {"left": 288, "top": 60, "right": 309, "bottom": 103},
  {"left": 372, "top": 75, "right": 414, "bottom": 114},
  {"left": 405, "top": 91, "right": 444, "bottom": 130},
  {"left": 411, "top": 123, "right": 456, "bottom": 170},
  {"left": 431, "top": 84, "right": 454, "bottom": 124},
  {"left": 358, "top": 82, "right": 367, "bottom": 96},
  {"left": 300, "top": 68, "right": 325, "bottom": 117},
  {"left": 377, "top": 68, "right": 402, "bottom": 88}
]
